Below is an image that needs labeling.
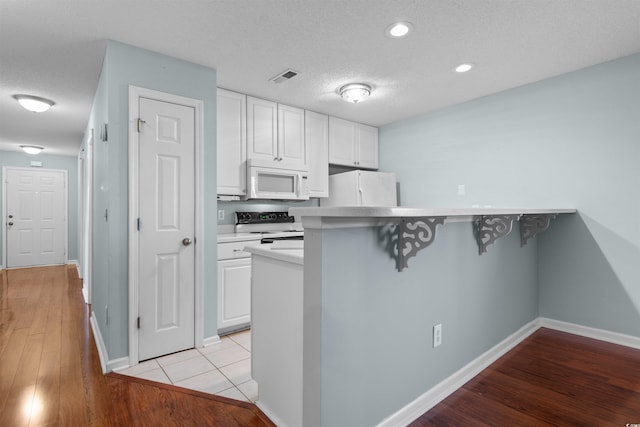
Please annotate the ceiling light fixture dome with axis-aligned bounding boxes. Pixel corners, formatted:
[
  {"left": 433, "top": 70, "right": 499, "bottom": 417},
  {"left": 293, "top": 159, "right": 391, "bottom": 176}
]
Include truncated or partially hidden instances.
[
  {"left": 454, "top": 63, "right": 474, "bottom": 73},
  {"left": 20, "top": 145, "right": 44, "bottom": 155},
  {"left": 13, "top": 94, "right": 55, "bottom": 113},
  {"left": 339, "top": 83, "right": 372, "bottom": 103},
  {"left": 386, "top": 21, "right": 413, "bottom": 38}
]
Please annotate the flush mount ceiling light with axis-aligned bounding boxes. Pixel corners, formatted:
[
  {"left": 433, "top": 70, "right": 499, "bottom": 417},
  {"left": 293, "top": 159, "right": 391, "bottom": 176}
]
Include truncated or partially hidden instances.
[
  {"left": 454, "top": 63, "right": 475, "bottom": 73},
  {"left": 12, "top": 94, "right": 55, "bottom": 113},
  {"left": 386, "top": 21, "right": 413, "bottom": 38},
  {"left": 339, "top": 83, "right": 372, "bottom": 103},
  {"left": 20, "top": 145, "right": 44, "bottom": 155}
]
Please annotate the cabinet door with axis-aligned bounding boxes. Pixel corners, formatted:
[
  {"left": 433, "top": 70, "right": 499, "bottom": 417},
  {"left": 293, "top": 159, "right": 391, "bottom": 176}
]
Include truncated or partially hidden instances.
[
  {"left": 356, "top": 124, "right": 379, "bottom": 169},
  {"left": 328, "top": 116, "right": 357, "bottom": 167},
  {"left": 305, "top": 111, "right": 329, "bottom": 197},
  {"left": 217, "top": 89, "right": 247, "bottom": 195},
  {"left": 217, "top": 258, "right": 252, "bottom": 331},
  {"left": 278, "top": 104, "right": 306, "bottom": 170},
  {"left": 247, "top": 96, "right": 278, "bottom": 164}
]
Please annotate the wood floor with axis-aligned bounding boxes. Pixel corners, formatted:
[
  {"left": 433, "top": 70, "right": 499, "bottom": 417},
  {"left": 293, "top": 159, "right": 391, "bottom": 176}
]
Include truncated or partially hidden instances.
[
  {"left": 412, "top": 328, "right": 640, "bottom": 426},
  {"left": 2, "top": 265, "right": 640, "bottom": 426},
  {"left": 0, "top": 265, "right": 274, "bottom": 426}
]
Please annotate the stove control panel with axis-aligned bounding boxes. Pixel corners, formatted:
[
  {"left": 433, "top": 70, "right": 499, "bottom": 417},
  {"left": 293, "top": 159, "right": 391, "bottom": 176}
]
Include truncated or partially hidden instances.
[{"left": 235, "top": 211, "right": 295, "bottom": 225}]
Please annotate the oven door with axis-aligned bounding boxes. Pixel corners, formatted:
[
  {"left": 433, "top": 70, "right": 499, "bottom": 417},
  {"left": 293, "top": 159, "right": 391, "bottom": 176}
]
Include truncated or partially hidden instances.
[{"left": 248, "top": 166, "right": 309, "bottom": 200}]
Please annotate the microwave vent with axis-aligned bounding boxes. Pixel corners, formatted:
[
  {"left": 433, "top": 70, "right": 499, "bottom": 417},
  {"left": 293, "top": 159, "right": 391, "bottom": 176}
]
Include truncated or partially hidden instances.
[{"left": 269, "top": 69, "right": 299, "bottom": 84}]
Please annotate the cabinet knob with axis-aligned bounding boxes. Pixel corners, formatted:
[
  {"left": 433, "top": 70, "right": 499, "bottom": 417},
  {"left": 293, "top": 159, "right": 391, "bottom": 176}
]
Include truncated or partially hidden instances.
[{"left": 182, "top": 238, "right": 193, "bottom": 246}]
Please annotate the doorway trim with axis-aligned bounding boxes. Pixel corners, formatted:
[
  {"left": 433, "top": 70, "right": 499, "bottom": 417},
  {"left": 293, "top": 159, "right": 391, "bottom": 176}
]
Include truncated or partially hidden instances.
[
  {"left": 127, "top": 85, "right": 205, "bottom": 366},
  {"left": 79, "top": 128, "right": 94, "bottom": 304},
  {"left": 2, "top": 166, "right": 69, "bottom": 269}
]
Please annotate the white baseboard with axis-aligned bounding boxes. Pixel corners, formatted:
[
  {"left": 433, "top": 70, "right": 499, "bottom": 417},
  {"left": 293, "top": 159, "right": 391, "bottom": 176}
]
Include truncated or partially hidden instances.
[
  {"left": 377, "top": 319, "right": 540, "bottom": 427},
  {"left": 377, "top": 317, "right": 640, "bottom": 426},
  {"left": 108, "top": 356, "right": 131, "bottom": 372},
  {"left": 90, "top": 312, "right": 132, "bottom": 373},
  {"left": 67, "top": 259, "right": 80, "bottom": 275},
  {"left": 81, "top": 287, "right": 89, "bottom": 304},
  {"left": 203, "top": 335, "right": 222, "bottom": 347},
  {"left": 539, "top": 317, "right": 640, "bottom": 349},
  {"left": 90, "top": 313, "right": 108, "bottom": 374}
]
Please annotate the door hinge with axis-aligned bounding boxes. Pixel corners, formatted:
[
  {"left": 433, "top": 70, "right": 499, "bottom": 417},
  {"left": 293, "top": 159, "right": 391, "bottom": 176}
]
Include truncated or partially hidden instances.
[
  {"left": 137, "top": 217, "right": 141, "bottom": 231},
  {"left": 101, "top": 123, "right": 108, "bottom": 141},
  {"left": 137, "top": 317, "right": 141, "bottom": 329},
  {"left": 104, "top": 209, "right": 108, "bottom": 222},
  {"left": 137, "top": 118, "right": 146, "bottom": 133}
]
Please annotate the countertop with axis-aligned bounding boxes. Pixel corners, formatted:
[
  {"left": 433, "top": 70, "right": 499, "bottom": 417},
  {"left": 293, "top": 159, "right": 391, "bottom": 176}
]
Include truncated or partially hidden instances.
[
  {"left": 217, "top": 230, "right": 304, "bottom": 244},
  {"left": 245, "top": 243, "right": 304, "bottom": 265},
  {"left": 289, "top": 206, "right": 576, "bottom": 218},
  {"left": 289, "top": 206, "right": 576, "bottom": 229}
]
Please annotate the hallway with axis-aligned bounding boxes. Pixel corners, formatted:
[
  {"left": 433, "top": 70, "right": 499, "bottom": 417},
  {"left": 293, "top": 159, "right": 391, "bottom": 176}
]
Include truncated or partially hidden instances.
[{"left": 0, "top": 265, "right": 273, "bottom": 426}]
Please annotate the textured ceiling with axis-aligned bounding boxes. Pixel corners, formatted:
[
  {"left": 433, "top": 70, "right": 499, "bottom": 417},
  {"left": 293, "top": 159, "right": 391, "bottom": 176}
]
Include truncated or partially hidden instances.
[{"left": 1, "top": 0, "right": 639, "bottom": 156}]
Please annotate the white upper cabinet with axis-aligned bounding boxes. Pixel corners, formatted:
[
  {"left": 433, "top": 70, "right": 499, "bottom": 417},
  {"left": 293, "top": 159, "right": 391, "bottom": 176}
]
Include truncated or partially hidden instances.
[
  {"left": 247, "top": 96, "right": 307, "bottom": 171},
  {"left": 355, "top": 123, "right": 379, "bottom": 169},
  {"left": 305, "top": 110, "right": 329, "bottom": 197},
  {"left": 217, "top": 89, "right": 247, "bottom": 196},
  {"left": 328, "top": 116, "right": 379, "bottom": 169}
]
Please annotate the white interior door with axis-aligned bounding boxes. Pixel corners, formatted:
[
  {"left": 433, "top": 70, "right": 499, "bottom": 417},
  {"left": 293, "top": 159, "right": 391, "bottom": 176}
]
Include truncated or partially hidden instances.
[
  {"left": 138, "top": 96, "right": 196, "bottom": 361},
  {"left": 5, "top": 168, "right": 66, "bottom": 268}
]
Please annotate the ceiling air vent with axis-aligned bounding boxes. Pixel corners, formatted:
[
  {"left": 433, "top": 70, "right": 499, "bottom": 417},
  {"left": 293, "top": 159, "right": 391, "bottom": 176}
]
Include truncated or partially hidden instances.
[{"left": 269, "top": 69, "right": 299, "bottom": 84}]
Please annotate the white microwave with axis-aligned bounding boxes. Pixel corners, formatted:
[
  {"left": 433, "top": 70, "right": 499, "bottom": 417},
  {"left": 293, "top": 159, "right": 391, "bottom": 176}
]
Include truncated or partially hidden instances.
[{"left": 248, "top": 165, "right": 310, "bottom": 200}]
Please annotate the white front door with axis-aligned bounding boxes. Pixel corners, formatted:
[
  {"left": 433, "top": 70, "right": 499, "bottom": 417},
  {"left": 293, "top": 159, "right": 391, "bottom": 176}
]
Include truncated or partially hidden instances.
[
  {"left": 4, "top": 168, "right": 66, "bottom": 268},
  {"left": 137, "top": 96, "right": 196, "bottom": 361}
]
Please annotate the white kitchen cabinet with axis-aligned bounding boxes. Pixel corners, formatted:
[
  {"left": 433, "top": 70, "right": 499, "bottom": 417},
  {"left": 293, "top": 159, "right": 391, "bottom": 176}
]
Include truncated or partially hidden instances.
[
  {"left": 217, "top": 89, "right": 247, "bottom": 196},
  {"left": 247, "top": 96, "right": 307, "bottom": 171},
  {"left": 305, "top": 110, "right": 329, "bottom": 197},
  {"left": 356, "top": 123, "right": 379, "bottom": 169},
  {"left": 328, "top": 116, "right": 379, "bottom": 169},
  {"left": 217, "top": 239, "right": 261, "bottom": 333}
]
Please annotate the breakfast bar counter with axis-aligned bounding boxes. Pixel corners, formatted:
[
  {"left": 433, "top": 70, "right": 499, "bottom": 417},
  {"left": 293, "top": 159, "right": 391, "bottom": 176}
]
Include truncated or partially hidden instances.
[{"left": 252, "top": 206, "right": 576, "bottom": 427}]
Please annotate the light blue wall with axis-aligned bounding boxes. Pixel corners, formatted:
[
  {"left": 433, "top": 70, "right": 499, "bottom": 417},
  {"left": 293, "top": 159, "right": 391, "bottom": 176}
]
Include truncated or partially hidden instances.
[
  {"left": 333, "top": 52, "right": 640, "bottom": 425},
  {"left": 0, "top": 151, "right": 79, "bottom": 266},
  {"left": 318, "top": 224, "right": 538, "bottom": 426},
  {"left": 381, "top": 53, "right": 640, "bottom": 337},
  {"left": 87, "top": 41, "right": 217, "bottom": 361}
]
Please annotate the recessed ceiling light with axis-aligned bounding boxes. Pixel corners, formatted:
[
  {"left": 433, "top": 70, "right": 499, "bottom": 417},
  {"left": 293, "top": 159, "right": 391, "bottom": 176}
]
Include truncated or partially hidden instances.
[
  {"left": 20, "top": 145, "right": 44, "bottom": 155},
  {"left": 454, "top": 63, "right": 474, "bottom": 73},
  {"left": 12, "top": 94, "right": 55, "bottom": 113},
  {"left": 339, "top": 83, "right": 372, "bottom": 103},
  {"left": 386, "top": 22, "right": 413, "bottom": 38}
]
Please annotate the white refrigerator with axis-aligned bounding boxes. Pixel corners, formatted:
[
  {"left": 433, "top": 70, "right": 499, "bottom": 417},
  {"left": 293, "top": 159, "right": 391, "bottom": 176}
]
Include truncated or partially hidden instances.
[{"left": 320, "top": 170, "right": 397, "bottom": 207}]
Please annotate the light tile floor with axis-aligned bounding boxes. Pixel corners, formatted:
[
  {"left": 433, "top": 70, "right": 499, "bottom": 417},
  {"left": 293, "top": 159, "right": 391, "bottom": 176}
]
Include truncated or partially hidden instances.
[{"left": 117, "top": 329, "right": 258, "bottom": 402}]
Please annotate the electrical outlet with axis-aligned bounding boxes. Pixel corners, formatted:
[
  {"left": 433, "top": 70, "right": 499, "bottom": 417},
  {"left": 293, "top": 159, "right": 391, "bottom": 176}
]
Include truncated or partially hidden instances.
[
  {"left": 457, "top": 184, "right": 466, "bottom": 196},
  {"left": 218, "top": 209, "right": 225, "bottom": 221},
  {"left": 433, "top": 323, "right": 442, "bottom": 348}
]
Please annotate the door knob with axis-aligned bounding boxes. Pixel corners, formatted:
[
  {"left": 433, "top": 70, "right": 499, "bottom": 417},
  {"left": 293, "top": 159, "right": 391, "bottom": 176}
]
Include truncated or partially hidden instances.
[
  {"left": 182, "top": 238, "right": 192, "bottom": 246},
  {"left": 8, "top": 222, "right": 13, "bottom": 226}
]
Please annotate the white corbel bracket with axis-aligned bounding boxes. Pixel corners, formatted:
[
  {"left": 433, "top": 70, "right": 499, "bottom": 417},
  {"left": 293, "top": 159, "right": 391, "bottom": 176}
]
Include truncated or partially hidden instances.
[
  {"left": 397, "top": 217, "right": 446, "bottom": 271},
  {"left": 519, "top": 214, "right": 558, "bottom": 247},
  {"left": 474, "top": 215, "right": 520, "bottom": 255}
]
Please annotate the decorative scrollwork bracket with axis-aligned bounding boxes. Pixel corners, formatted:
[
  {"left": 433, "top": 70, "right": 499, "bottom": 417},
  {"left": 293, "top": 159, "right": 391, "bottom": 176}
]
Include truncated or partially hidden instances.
[
  {"left": 397, "top": 217, "right": 446, "bottom": 271},
  {"left": 519, "top": 214, "right": 557, "bottom": 247},
  {"left": 474, "top": 215, "right": 520, "bottom": 255}
]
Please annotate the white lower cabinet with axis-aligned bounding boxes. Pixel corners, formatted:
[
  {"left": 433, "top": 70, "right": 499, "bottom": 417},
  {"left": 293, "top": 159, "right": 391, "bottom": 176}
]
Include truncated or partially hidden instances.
[{"left": 217, "top": 239, "right": 260, "bottom": 333}]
